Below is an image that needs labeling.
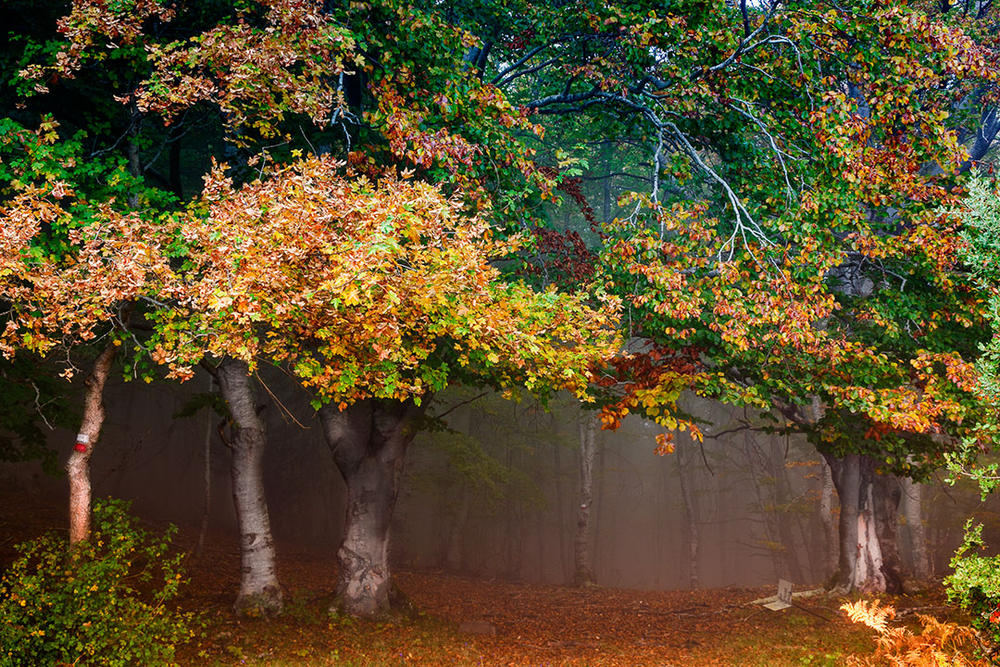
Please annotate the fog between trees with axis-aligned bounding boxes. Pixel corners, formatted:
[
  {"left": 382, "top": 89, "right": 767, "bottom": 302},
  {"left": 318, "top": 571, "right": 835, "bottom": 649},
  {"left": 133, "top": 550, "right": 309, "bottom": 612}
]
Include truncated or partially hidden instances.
[{"left": 3, "top": 371, "right": 991, "bottom": 592}]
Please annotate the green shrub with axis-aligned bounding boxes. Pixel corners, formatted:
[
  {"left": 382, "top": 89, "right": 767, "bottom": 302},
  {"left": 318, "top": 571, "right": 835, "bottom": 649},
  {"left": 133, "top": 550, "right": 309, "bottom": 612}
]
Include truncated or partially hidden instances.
[
  {"left": 0, "top": 498, "right": 195, "bottom": 666},
  {"left": 944, "top": 521, "right": 1000, "bottom": 653}
]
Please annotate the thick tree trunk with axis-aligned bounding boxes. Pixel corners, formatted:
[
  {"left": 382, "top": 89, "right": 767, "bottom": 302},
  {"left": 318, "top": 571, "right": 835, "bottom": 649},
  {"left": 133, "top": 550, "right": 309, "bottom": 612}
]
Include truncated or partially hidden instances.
[
  {"left": 574, "top": 412, "right": 598, "bottom": 586},
  {"left": 67, "top": 345, "right": 117, "bottom": 545},
  {"left": 216, "top": 358, "right": 282, "bottom": 617},
  {"left": 318, "top": 398, "right": 425, "bottom": 618},
  {"left": 823, "top": 452, "right": 903, "bottom": 594},
  {"left": 900, "top": 477, "right": 932, "bottom": 579}
]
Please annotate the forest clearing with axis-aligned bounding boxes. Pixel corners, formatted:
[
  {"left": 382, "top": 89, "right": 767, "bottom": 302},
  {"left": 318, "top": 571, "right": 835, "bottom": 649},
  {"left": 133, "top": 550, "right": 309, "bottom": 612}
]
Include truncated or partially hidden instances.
[
  {"left": 4, "top": 0, "right": 1000, "bottom": 664},
  {"left": 0, "top": 487, "right": 950, "bottom": 666},
  {"left": 0, "top": 486, "right": 986, "bottom": 666}
]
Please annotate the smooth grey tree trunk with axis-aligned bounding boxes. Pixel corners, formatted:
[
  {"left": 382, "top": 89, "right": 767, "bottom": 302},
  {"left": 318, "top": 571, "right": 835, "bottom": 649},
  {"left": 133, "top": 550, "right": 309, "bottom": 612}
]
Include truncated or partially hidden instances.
[
  {"left": 824, "top": 452, "right": 902, "bottom": 594},
  {"left": 900, "top": 476, "right": 932, "bottom": 579},
  {"left": 677, "top": 436, "right": 700, "bottom": 589},
  {"left": 319, "top": 398, "right": 424, "bottom": 618},
  {"left": 574, "top": 412, "right": 598, "bottom": 586},
  {"left": 216, "top": 358, "right": 283, "bottom": 616},
  {"left": 819, "top": 458, "right": 839, "bottom": 580}
]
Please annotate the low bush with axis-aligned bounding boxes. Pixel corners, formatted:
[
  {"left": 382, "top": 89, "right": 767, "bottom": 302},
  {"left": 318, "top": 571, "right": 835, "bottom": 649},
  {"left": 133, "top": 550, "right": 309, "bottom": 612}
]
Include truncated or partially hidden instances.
[
  {"left": 0, "top": 498, "right": 195, "bottom": 666},
  {"left": 945, "top": 521, "right": 1000, "bottom": 661}
]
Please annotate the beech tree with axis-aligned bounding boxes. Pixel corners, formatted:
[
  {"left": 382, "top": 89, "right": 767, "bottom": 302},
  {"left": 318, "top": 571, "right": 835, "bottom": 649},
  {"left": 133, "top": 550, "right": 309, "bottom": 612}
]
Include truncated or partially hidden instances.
[
  {"left": 8, "top": 0, "right": 999, "bottom": 613},
  {"left": 0, "top": 118, "right": 174, "bottom": 545},
  {"left": 144, "top": 156, "right": 619, "bottom": 616},
  {"left": 445, "top": 0, "right": 999, "bottom": 591},
  {"left": 4, "top": 0, "right": 620, "bottom": 618},
  {"left": 588, "top": 3, "right": 995, "bottom": 592}
]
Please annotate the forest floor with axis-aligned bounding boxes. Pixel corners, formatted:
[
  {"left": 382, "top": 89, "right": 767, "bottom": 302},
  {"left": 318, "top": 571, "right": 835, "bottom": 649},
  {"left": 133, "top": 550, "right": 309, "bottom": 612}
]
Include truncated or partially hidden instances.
[
  {"left": 0, "top": 489, "right": 968, "bottom": 666},
  {"left": 176, "top": 544, "right": 955, "bottom": 666}
]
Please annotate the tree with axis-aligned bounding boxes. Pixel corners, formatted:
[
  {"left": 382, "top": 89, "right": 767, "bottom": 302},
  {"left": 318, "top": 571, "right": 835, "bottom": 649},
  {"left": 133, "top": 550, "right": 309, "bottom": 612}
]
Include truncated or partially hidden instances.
[
  {"left": 4, "top": 0, "right": 620, "bottom": 618},
  {"left": 574, "top": 410, "right": 599, "bottom": 586},
  {"left": 0, "top": 118, "right": 174, "bottom": 545},
  {"left": 564, "top": 0, "right": 995, "bottom": 592},
  {"left": 144, "top": 156, "right": 619, "bottom": 616},
  {"left": 950, "top": 174, "right": 1000, "bottom": 499}
]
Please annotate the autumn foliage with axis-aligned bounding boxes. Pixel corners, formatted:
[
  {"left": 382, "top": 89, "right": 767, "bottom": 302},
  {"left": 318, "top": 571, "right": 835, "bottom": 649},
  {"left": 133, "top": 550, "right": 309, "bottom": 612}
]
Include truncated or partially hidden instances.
[
  {"left": 843, "top": 599, "right": 991, "bottom": 666},
  {"left": 146, "top": 155, "right": 619, "bottom": 404}
]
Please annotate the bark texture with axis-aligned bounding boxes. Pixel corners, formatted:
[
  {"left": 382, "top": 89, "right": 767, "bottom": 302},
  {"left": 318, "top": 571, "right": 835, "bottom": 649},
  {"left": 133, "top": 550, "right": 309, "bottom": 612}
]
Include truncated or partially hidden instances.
[
  {"left": 319, "top": 398, "right": 425, "bottom": 618},
  {"left": 819, "top": 458, "right": 839, "bottom": 580},
  {"left": 573, "top": 413, "right": 598, "bottom": 586},
  {"left": 824, "top": 452, "right": 903, "bottom": 594},
  {"left": 67, "top": 344, "right": 117, "bottom": 545},
  {"left": 677, "top": 437, "right": 699, "bottom": 589},
  {"left": 900, "top": 477, "right": 932, "bottom": 579},
  {"left": 216, "top": 358, "right": 283, "bottom": 617}
]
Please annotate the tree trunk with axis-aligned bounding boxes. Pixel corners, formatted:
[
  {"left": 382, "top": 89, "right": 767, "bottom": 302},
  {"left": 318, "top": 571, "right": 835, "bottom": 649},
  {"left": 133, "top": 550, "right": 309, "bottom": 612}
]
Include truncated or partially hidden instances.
[
  {"left": 318, "top": 398, "right": 425, "bottom": 618},
  {"left": 574, "top": 412, "right": 598, "bottom": 586},
  {"left": 677, "top": 436, "right": 699, "bottom": 589},
  {"left": 823, "top": 452, "right": 903, "bottom": 594},
  {"left": 900, "top": 476, "right": 932, "bottom": 579},
  {"left": 553, "top": 439, "right": 569, "bottom": 583},
  {"left": 819, "top": 457, "right": 839, "bottom": 580},
  {"left": 195, "top": 375, "right": 214, "bottom": 559},
  {"left": 769, "top": 437, "right": 805, "bottom": 583},
  {"left": 66, "top": 344, "right": 118, "bottom": 545},
  {"left": 216, "top": 358, "right": 282, "bottom": 617}
]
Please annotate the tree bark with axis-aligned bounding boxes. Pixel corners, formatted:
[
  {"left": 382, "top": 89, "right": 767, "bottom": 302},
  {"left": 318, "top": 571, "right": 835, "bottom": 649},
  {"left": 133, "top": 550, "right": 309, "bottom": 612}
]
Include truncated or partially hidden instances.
[
  {"left": 318, "top": 398, "right": 425, "bottom": 618},
  {"left": 216, "top": 358, "right": 283, "bottom": 617},
  {"left": 900, "top": 476, "right": 932, "bottom": 579},
  {"left": 67, "top": 344, "right": 118, "bottom": 545},
  {"left": 195, "top": 374, "right": 214, "bottom": 559},
  {"left": 823, "top": 452, "right": 903, "bottom": 594},
  {"left": 769, "top": 437, "right": 805, "bottom": 583},
  {"left": 574, "top": 412, "right": 598, "bottom": 586},
  {"left": 819, "top": 457, "right": 839, "bottom": 580},
  {"left": 677, "top": 436, "right": 699, "bottom": 589}
]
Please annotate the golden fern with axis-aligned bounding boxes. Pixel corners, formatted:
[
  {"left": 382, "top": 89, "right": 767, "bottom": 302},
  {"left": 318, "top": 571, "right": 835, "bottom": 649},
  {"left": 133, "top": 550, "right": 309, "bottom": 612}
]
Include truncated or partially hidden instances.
[{"left": 842, "top": 600, "right": 989, "bottom": 666}]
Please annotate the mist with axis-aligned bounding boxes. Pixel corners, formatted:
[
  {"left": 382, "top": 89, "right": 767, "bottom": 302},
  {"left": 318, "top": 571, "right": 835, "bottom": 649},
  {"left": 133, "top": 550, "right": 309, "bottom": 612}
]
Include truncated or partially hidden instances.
[{"left": 3, "top": 370, "right": 991, "bottom": 593}]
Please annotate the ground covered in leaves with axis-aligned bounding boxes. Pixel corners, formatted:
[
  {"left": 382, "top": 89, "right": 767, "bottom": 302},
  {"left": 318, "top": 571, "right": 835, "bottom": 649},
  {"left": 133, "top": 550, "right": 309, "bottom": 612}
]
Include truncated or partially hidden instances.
[
  {"left": 175, "top": 543, "right": 958, "bottom": 666},
  {"left": 0, "top": 490, "right": 962, "bottom": 666}
]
